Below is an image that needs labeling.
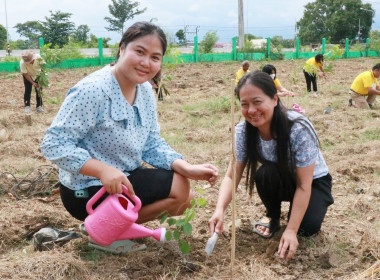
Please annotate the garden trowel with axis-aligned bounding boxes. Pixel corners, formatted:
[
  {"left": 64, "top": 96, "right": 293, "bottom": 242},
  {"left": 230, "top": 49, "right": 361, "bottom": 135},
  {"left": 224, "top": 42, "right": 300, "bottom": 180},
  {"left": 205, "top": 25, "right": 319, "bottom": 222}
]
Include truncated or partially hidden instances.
[{"left": 205, "top": 232, "right": 219, "bottom": 255}]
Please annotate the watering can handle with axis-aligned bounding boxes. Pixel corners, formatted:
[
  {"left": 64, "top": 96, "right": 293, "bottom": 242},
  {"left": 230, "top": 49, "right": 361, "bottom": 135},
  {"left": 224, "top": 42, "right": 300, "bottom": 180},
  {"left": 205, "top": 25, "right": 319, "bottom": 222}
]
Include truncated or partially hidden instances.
[{"left": 86, "top": 184, "right": 142, "bottom": 215}]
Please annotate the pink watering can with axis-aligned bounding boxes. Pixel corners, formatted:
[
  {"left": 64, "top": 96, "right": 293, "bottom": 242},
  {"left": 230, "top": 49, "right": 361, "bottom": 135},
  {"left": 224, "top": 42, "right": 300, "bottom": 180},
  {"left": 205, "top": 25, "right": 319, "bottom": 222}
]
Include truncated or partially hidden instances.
[{"left": 84, "top": 185, "right": 166, "bottom": 246}]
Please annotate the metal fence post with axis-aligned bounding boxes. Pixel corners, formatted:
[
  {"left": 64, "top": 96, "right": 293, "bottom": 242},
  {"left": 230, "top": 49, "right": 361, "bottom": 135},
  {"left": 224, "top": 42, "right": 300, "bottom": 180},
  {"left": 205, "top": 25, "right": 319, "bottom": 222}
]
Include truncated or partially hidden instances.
[
  {"left": 322, "top": 38, "right": 326, "bottom": 54},
  {"left": 366, "top": 38, "right": 370, "bottom": 57},
  {"left": 39, "top": 37, "right": 44, "bottom": 55},
  {"left": 98, "top": 38, "right": 104, "bottom": 65},
  {"left": 296, "top": 37, "right": 300, "bottom": 59},
  {"left": 232, "top": 37, "right": 237, "bottom": 61},
  {"left": 194, "top": 36, "right": 198, "bottom": 62},
  {"left": 345, "top": 38, "right": 349, "bottom": 58}
]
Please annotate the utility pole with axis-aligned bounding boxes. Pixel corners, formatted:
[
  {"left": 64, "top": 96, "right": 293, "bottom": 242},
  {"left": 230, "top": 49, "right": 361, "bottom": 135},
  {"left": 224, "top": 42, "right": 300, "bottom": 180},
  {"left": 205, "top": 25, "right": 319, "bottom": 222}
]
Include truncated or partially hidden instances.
[
  {"left": 238, "top": 0, "right": 245, "bottom": 49},
  {"left": 5, "top": 0, "right": 9, "bottom": 44},
  {"left": 195, "top": 26, "right": 200, "bottom": 37},
  {"left": 184, "top": 25, "right": 189, "bottom": 47}
]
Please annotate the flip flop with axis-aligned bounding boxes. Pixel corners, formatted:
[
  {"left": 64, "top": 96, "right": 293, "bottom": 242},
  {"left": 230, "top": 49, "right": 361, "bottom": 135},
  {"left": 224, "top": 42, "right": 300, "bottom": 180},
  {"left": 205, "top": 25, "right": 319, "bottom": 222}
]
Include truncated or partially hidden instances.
[
  {"left": 253, "top": 217, "right": 280, "bottom": 239},
  {"left": 79, "top": 224, "right": 88, "bottom": 236},
  {"left": 88, "top": 239, "right": 147, "bottom": 254}
]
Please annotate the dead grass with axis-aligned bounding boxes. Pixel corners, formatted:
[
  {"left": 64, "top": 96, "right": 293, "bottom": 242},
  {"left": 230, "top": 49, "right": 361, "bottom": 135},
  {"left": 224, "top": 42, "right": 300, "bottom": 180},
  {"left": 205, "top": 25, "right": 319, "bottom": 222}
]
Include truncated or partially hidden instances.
[{"left": 0, "top": 58, "right": 379, "bottom": 279}]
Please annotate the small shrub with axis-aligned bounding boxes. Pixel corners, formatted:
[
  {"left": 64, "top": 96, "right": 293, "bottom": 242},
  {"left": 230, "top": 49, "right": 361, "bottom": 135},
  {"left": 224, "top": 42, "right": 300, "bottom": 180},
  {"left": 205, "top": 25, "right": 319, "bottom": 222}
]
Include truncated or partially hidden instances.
[
  {"left": 0, "top": 56, "right": 20, "bottom": 62},
  {"left": 199, "top": 31, "right": 219, "bottom": 54}
]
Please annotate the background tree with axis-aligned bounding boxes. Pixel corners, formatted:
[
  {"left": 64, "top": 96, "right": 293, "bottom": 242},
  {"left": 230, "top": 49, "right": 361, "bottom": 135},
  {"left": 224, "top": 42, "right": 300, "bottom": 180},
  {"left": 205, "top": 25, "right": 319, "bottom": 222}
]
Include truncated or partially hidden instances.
[
  {"left": 271, "top": 36, "right": 295, "bottom": 48},
  {"left": 72, "top": 25, "right": 90, "bottom": 44},
  {"left": 87, "top": 34, "right": 112, "bottom": 48},
  {"left": 175, "top": 29, "right": 185, "bottom": 45},
  {"left": 104, "top": 0, "right": 146, "bottom": 35},
  {"left": 244, "top": 33, "right": 263, "bottom": 41},
  {"left": 14, "top": 21, "right": 43, "bottom": 48},
  {"left": 297, "top": 0, "right": 374, "bottom": 44},
  {"left": 369, "top": 30, "right": 380, "bottom": 52},
  {"left": 0, "top": 24, "right": 6, "bottom": 49},
  {"left": 40, "top": 10, "right": 75, "bottom": 47},
  {"left": 9, "top": 39, "right": 29, "bottom": 50},
  {"left": 199, "top": 30, "right": 219, "bottom": 54}
]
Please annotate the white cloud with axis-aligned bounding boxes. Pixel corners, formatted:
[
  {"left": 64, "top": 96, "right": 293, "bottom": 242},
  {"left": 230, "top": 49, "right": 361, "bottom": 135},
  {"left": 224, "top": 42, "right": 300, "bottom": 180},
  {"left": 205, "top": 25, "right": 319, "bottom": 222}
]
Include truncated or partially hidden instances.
[{"left": 188, "top": 4, "right": 201, "bottom": 12}]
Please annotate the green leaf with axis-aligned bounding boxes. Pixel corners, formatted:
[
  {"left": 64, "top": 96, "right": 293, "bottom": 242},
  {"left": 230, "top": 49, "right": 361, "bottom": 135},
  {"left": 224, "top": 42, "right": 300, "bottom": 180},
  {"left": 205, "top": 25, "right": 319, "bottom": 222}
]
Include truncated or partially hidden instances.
[
  {"left": 175, "top": 219, "right": 186, "bottom": 227},
  {"left": 185, "top": 210, "right": 196, "bottom": 223},
  {"left": 160, "top": 213, "right": 169, "bottom": 224},
  {"left": 167, "top": 218, "right": 176, "bottom": 226},
  {"left": 197, "top": 187, "right": 204, "bottom": 194},
  {"left": 173, "top": 229, "right": 180, "bottom": 240},
  {"left": 178, "top": 240, "right": 190, "bottom": 254},
  {"left": 197, "top": 198, "right": 207, "bottom": 207},
  {"left": 183, "top": 208, "right": 190, "bottom": 216},
  {"left": 183, "top": 223, "right": 192, "bottom": 235},
  {"left": 165, "top": 231, "right": 172, "bottom": 241},
  {"left": 190, "top": 198, "right": 196, "bottom": 207}
]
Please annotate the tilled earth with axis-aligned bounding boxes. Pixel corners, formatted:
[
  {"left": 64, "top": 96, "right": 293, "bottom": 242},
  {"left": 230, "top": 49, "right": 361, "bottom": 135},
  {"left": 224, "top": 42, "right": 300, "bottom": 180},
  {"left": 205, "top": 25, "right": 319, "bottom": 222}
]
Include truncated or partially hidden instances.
[{"left": 0, "top": 58, "right": 379, "bottom": 279}]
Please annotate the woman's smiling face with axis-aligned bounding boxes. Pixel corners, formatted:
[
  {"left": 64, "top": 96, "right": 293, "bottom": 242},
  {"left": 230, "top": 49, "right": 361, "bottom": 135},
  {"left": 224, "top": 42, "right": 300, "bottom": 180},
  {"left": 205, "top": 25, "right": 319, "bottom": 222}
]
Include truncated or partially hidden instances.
[
  {"left": 117, "top": 33, "right": 163, "bottom": 85},
  {"left": 239, "top": 83, "right": 278, "bottom": 138}
]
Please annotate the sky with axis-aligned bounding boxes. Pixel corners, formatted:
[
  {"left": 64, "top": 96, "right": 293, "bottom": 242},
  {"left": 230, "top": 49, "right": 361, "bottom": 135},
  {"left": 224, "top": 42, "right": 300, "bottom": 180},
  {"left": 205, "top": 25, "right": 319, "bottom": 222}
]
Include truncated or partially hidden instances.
[{"left": 1, "top": 0, "right": 380, "bottom": 44}]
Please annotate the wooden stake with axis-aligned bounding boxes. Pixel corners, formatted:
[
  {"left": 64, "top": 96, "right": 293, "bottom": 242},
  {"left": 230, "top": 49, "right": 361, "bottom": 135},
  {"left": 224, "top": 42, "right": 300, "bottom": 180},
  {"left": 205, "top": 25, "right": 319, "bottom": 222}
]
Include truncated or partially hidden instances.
[{"left": 230, "top": 81, "right": 237, "bottom": 275}]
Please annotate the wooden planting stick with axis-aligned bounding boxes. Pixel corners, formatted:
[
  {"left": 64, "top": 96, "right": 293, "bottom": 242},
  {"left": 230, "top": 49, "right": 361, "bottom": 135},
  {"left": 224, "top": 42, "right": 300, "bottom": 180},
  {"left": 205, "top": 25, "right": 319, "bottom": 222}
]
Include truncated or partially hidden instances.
[{"left": 230, "top": 81, "right": 237, "bottom": 275}]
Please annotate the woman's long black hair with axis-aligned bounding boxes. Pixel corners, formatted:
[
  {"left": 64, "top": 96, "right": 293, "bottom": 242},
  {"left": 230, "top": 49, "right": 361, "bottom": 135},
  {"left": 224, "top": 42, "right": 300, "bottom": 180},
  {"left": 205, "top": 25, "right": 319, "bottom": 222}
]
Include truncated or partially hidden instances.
[
  {"left": 115, "top": 21, "right": 167, "bottom": 62},
  {"left": 235, "top": 70, "right": 295, "bottom": 195}
]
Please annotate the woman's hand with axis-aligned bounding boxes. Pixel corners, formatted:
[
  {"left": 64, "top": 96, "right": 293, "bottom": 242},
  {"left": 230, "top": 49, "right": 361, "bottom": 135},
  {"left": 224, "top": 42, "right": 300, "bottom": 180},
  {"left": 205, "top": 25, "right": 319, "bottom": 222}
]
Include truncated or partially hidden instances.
[
  {"left": 208, "top": 208, "right": 224, "bottom": 236},
  {"left": 171, "top": 159, "right": 219, "bottom": 185},
  {"left": 187, "top": 163, "right": 219, "bottom": 185},
  {"left": 278, "top": 228, "right": 299, "bottom": 261},
  {"left": 278, "top": 91, "right": 295, "bottom": 97},
  {"left": 98, "top": 165, "right": 135, "bottom": 196}
]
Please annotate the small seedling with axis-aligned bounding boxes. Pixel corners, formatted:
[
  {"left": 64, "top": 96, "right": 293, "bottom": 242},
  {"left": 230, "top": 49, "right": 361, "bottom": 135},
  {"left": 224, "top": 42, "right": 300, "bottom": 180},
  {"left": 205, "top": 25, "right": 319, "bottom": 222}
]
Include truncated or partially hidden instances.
[{"left": 159, "top": 188, "right": 207, "bottom": 254}]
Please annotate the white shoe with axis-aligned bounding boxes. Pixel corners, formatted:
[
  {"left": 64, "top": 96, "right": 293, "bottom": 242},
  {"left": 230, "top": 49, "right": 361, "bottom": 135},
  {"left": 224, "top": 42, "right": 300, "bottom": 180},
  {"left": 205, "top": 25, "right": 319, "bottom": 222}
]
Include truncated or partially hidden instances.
[
  {"left": 36, "top": 106, "right": 44, "bottom": 113},
  {"left": 24, "top": 106, "right": 31, "bottom": 114}
]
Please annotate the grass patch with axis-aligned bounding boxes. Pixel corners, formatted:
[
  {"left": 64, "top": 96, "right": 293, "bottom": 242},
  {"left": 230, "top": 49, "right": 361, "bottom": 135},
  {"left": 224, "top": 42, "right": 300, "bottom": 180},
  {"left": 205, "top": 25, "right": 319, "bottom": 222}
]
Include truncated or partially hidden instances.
[
  {"left": 361, "top": 128, "right": 380, "bottom": 141},
  {"left": 184, "top": 96, "right": 235, "bottom": 114},
  {"left": 0, "top": 116, "right": 8, "bottom": 127},
  {"left": 320, "top": 138, "right": 336, "bottom": 150},
  {"left": 46, "top": 94, "right": 64, "bottom": 105},
  {"left": 333, "top": 242, "right": 351, "bottom": 261}
]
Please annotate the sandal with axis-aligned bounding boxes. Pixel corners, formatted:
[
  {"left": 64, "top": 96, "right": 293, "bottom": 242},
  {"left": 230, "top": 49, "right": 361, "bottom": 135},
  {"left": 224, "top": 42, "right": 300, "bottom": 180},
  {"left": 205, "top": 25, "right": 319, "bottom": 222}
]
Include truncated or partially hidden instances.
[
  {"left": 88, "top": 239, "right": 147, "bottom": 254},
  {"left": 79, "top": 224, "right": 88, "bottom": 236},
  {"left": 253, "top": 217, "right": 281, "bottom": 239}
]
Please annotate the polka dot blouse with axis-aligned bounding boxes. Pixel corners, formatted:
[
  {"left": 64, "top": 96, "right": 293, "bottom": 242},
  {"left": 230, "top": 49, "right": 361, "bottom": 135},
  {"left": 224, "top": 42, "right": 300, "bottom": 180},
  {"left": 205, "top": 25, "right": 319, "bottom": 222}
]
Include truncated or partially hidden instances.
[{"left": 41, "top": 65, "right": 183, "bottom": 190}]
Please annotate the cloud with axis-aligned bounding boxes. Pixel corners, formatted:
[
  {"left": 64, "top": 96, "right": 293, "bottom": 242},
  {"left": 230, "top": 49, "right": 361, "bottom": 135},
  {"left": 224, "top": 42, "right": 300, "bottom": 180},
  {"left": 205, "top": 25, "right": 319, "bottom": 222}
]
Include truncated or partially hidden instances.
[
  {"left": 188, "top": 4, "right": 201, "bottom": 12},
  {"left": 228, "top": 10, "right": 238, "bottom": 18}
]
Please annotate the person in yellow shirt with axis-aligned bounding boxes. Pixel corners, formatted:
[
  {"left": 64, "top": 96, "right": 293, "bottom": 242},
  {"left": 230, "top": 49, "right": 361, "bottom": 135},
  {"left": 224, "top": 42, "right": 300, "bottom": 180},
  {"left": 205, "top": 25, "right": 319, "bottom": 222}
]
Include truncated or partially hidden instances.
[
  {"left": 235, "top": 60, "right": 250, "bottom": 85},
  {"left": 349, "top": 63, "right": 380, "bottom": 109},
  {"left": 303, "top": 54, "right": 325, "bottom": 95}
]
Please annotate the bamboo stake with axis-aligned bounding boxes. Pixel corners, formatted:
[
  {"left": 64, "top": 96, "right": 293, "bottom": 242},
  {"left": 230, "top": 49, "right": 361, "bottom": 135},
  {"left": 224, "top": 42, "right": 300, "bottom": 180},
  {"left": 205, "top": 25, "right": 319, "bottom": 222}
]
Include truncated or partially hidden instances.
[{"left": 230, "top": 81, "right": 237, "bottom": 276}]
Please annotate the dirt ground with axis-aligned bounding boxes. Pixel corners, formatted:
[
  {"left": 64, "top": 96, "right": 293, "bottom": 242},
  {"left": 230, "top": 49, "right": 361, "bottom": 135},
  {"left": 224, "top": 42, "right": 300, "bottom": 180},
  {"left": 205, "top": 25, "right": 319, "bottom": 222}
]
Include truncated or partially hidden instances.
[{"left": 0, "top": 58, "right": 379, "bottom": 280}]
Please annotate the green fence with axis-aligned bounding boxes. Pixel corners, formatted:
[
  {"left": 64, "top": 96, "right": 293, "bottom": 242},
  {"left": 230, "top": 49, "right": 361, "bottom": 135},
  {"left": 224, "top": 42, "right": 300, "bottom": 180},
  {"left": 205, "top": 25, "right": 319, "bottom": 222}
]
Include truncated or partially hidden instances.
[{"left": 1, "top": 36, "right": 379, "bottom": 73}]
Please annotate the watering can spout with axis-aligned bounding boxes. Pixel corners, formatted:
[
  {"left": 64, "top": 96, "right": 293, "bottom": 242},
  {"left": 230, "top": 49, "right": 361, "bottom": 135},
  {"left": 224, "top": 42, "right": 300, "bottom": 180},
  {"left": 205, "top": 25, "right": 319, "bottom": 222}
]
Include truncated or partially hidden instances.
[{"left": 118, "top": 224, "right": 166, "bottom": 242}]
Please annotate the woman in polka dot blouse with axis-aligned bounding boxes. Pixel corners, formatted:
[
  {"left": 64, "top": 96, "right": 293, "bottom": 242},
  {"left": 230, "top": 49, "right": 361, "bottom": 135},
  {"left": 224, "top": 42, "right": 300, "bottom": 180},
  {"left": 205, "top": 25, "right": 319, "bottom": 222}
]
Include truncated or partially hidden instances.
[{"left": 41, "top": 22, "right": 219, "bottom": 225}]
